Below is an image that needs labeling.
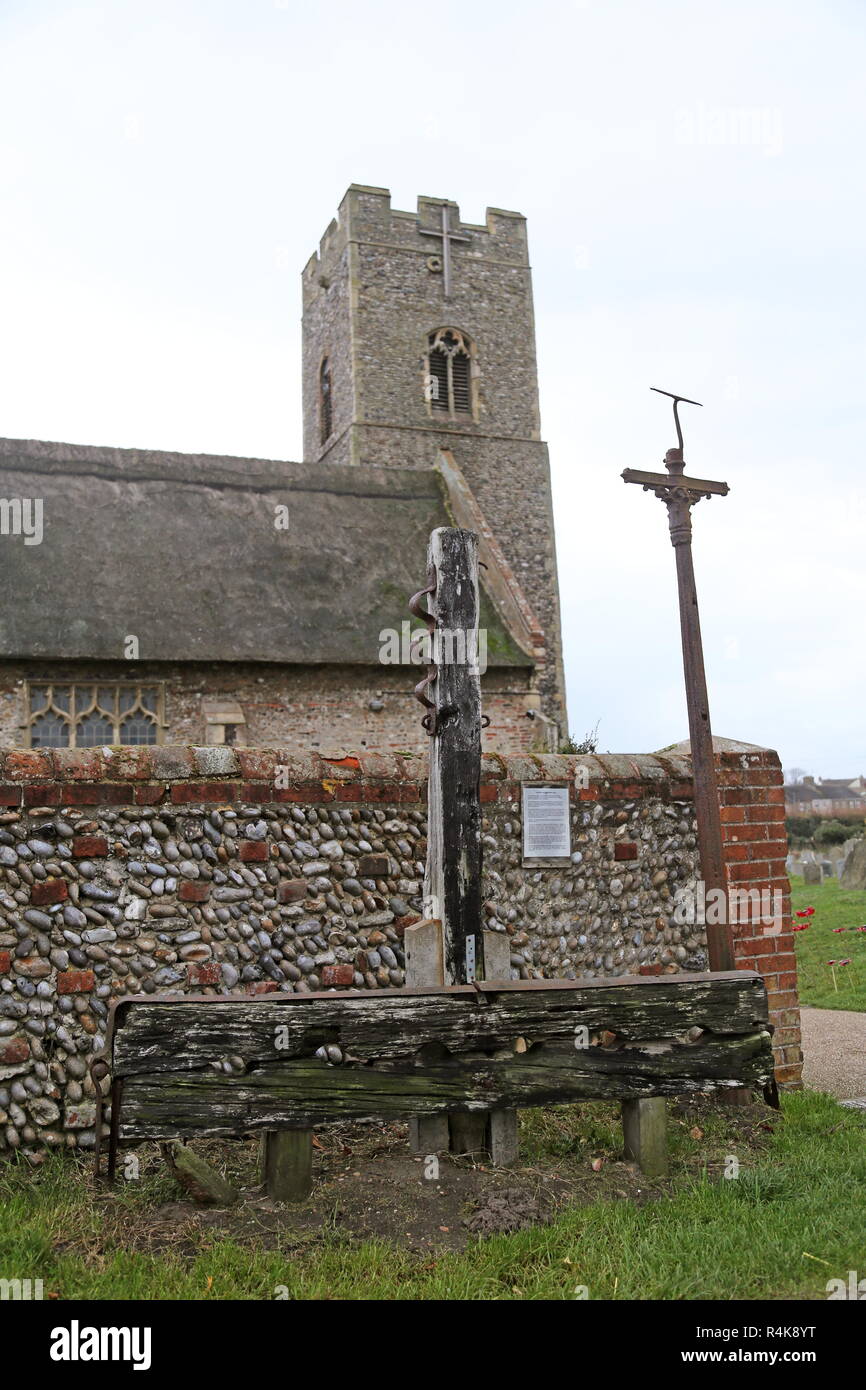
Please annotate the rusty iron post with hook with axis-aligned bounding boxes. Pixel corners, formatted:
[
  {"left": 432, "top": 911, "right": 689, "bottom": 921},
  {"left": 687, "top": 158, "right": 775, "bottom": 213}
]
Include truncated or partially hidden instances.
[{"left": 622, "top": 389, "right": 735, "bottom": 973}]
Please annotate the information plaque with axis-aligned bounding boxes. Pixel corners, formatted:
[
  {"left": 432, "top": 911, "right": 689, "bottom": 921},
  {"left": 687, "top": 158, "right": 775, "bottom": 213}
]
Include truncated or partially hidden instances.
[{"left": 522, "top": 784, "right": 571, "bottom": 863}]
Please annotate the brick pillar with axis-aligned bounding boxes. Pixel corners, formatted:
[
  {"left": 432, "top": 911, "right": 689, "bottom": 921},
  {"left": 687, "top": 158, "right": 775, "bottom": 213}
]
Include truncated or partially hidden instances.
[{"left": 718, "top": 747, "right": 802, "bottom": 1089}]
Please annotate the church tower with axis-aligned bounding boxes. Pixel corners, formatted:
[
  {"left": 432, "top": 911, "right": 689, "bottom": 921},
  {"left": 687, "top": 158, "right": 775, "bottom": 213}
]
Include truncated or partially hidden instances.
[{"left": 302, "top": 184, "right": 567, "bottom": 736}]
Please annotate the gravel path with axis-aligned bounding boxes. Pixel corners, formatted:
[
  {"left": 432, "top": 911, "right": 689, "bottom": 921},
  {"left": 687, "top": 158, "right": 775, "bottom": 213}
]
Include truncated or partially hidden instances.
[{"left": 800, "top": 1006, "right": 866, "bottom": 1100}]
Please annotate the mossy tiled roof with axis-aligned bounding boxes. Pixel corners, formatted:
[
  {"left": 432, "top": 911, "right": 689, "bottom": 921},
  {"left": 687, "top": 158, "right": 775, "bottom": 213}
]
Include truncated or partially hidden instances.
[{"left": 0, "top": 438, "right": 531, "bottom": 668}]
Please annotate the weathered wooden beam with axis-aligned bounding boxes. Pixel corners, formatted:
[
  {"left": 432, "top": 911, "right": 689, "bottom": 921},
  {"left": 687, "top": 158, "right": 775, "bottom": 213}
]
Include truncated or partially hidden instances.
[
  {"left": 117, "top": 1029, "right": 773, "bottom": 1140},
  {"left": 107, "top": 972, "right": 775, "bottom": 1182},
  {"left": 112, "top": 972, "right": 771, "bottom": 1077},
  {"left": 109, "top": 973, "right": 775, "bottom": 1142}
]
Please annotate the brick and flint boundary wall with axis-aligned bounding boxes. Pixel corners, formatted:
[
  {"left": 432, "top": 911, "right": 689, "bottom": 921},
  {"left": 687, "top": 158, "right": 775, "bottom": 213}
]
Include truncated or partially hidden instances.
[{"left": 0, "top": 744, "right": 799, "bottom": 1156}]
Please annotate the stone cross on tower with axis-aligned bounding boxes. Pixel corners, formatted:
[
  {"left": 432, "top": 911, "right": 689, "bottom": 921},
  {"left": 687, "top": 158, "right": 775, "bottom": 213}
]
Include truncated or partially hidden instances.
[{"left": 419, "top": 203, "right": 470, "bottom": 300}]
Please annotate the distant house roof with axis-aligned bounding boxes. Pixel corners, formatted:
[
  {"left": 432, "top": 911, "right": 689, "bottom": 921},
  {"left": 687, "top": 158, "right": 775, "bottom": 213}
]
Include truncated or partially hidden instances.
[
  {"left": 0, "top": 437, "right": 533, "bottom": 668},
  {"left": 785, "top": 779, "right": 866, "bottom": 805},
  {"left": 811, "top": 784, "right": 864, "bottom": 802},
  {"left": 813, "top": 778, "right": 866, "bottom": 795},
  {"left": 784, "top": 783, "right": 817, "bottom": 803}
]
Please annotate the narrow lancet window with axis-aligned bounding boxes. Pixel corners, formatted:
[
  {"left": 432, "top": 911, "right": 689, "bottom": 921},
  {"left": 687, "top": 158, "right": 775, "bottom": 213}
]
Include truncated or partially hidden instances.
[
  {"left": 319, "top": 357, "right": 333, "bottom": 443},
  {"left": 426, "top": 329, "right": 473, "bottom": 417}
]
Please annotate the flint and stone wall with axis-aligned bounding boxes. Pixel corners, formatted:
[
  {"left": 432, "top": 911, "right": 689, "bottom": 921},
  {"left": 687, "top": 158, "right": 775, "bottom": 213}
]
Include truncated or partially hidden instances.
[{"left": 0, "top": 744, "right": 799, "bottom": 1158}]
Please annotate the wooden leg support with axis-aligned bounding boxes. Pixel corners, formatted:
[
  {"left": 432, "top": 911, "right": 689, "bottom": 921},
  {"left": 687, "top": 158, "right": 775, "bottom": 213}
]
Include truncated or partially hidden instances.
[
  {"left": 406, "top": 923, "right": 520, "bottom": 1166},
  {"left": 448, "top": 1113, "right": 488, "bottom": 1157},
  {"left": 483, "top": 930, "right": 519, "bottom": 1167},
  {"left": 488, "top": 1109, "right": 519, "bottom": 1167},
  {"left": 261, "top": 1129, "right": 313, "bottom": 1202},
  {"left": 621, "top": 1098, "right": 669, "bottom": 1179},
  {"left": 409, "top": 1114, "right": 450, "bottom": 1155},
  {"left": 406, "top": 918, "right": 480, "bottom": 1158},
  {"left": 720, "top": 1086, "right": 755, "bottom": 1107}
]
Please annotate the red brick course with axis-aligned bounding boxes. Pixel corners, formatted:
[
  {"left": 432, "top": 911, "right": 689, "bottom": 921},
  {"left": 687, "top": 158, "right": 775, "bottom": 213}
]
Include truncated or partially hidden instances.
[
  {"left": 278, "top": 879, "right": 307, "bottom": 904},
  {"left": 321, "top": 964, "right": 355, "bottom": 988},
  {"left": 22, "top": 785, "right": 61, "bottom": 806},
  {"left": 1, "top": 1036, "right": 30, "bottom": 1065},
  {"left": 30, "top": 879, "right": 69, "bottom": 905},
  {"left": 71, "top": 836, "right": 108, "bottom": 858},
  {"left": 188, "top": 961, "right": 222, "bottom": 986},
  {"left": 239, "top": 840, "right": 268, "bottom": 862},
  {"left": 61, "top": 783, "right": 135, "bottom": 805},
  {"left": 179, "top": 881, "right": 211, "bottom": 902},
  {"left": 171, "top": 782, "right": 239, "bottom": 804},
  {"left": 57, "top": 969, "right": 95, "bottom": 994}
]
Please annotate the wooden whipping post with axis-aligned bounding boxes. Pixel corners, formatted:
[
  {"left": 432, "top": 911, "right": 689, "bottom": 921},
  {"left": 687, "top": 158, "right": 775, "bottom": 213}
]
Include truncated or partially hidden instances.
[{"left": 406, "top": 526, "right": 518, "bottom": 1164}]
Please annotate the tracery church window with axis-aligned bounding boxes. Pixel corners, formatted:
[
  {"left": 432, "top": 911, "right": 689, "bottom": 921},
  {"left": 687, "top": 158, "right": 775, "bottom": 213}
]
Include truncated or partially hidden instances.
[
  {"left": 25, "top": 683, "right": 164, "bottom": 748},
  {"left": 319, "top": 356, "right": 333, "bottom": 444},
  {"left": 425, "top": 328, "right": 474, "bottom": 417}
]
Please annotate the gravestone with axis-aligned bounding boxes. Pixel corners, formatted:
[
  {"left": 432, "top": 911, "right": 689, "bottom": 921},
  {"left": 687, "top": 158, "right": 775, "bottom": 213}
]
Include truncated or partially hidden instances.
[
  {"left": 841, "top": 840, "right": 866, "bottom": 889},
  {"left": 822, "top": 860, "right": 834, "bottom": 879},
  {"left": 803, "top": 861, "right": 821, "bottom": 885}
]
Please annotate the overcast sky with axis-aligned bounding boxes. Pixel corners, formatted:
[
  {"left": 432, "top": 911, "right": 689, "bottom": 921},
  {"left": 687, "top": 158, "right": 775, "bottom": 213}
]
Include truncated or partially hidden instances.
[{"left": 1, "top": 0, "right": 863, "bottom": 777}]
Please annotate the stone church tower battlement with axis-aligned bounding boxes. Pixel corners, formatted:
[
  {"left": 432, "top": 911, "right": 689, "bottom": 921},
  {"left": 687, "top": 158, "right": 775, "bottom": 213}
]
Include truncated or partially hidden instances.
[{"left": 302, "top": 184, "right": 567, "bottom": 732}]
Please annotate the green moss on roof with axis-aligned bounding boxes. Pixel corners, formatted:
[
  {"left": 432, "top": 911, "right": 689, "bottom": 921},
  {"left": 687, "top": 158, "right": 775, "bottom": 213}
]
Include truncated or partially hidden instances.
[{"left": 0, "top": 437, "right": 533, "bottom": 669}]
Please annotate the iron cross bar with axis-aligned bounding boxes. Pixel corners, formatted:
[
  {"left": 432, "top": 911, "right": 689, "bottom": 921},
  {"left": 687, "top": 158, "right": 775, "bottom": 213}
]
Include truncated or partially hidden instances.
[
  {"left": 419, "top": 204, "right": 470, "bottom": 300},
  {"left": 622, "top": 393, "right": 735, "bottom": 973}
]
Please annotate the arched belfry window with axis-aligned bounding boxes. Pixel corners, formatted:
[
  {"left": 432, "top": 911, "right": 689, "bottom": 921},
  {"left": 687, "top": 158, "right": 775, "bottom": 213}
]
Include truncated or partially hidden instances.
[
  {"left": 425, "top": 328, "right": 473, "bottom": 417},
  {"left": 319, "top": 356, "right": 333, "bottom": 444}
]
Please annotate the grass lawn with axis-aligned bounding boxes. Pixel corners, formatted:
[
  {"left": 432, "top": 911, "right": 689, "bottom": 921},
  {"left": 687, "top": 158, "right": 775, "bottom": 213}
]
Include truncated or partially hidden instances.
[
  {"left": 1, "top": 1091, "right": 863, "bottom": 1300},
  {"left": 790, "top": 875, "right": 866, "bottom": 1011}
]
